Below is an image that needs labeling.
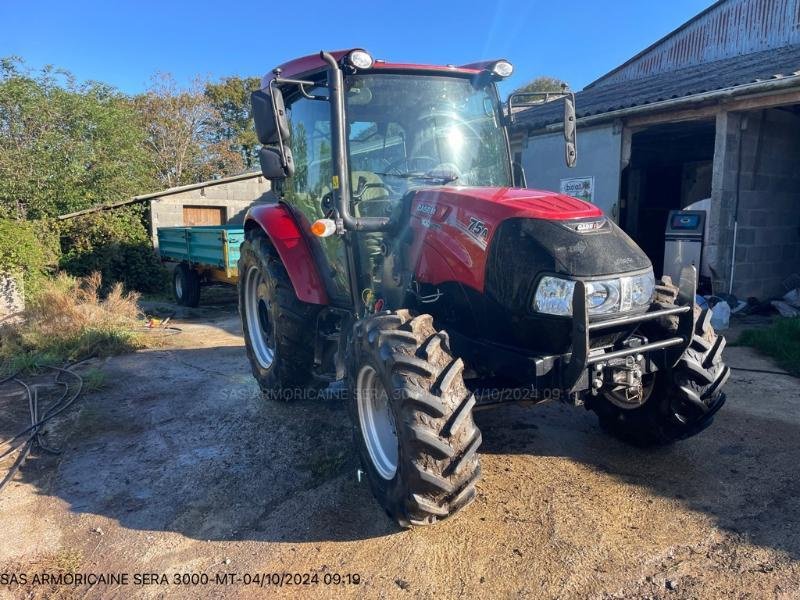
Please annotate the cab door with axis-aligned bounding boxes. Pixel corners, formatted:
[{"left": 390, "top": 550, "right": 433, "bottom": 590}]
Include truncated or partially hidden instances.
[{"left": 282, "top": 93, "right": 351, "bottom": 305}]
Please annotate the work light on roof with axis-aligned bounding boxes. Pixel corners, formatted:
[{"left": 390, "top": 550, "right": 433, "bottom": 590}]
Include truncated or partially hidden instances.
[
  {"left": 348, "top": 50, "right": 374, "bottom": 70},
  {"left": 492, "top": 60, "right": 514, "bottom": 78}
]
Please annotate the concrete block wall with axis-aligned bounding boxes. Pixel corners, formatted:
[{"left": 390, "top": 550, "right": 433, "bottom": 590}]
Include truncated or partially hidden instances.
[
  {"left": 149, "top": 175, "right": 271, "bottom": 249},
  {"left": 726, "top": 109, "right": 800, "bottom": 299}
]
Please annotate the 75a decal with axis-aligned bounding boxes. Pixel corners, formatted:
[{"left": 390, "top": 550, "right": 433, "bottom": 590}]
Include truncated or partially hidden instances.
[{"left": 467, "top": 217, "right": 489, "bottom": 239}]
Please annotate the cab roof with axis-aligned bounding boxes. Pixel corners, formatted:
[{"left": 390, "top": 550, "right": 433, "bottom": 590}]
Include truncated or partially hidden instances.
[{"left": 260, "top": 49, "right": 500, "bottom": 89}]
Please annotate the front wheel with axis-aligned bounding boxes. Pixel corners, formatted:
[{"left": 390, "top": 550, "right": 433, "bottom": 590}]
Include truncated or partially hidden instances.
[
  {"left": 589, "top": 278, "right": 730, "bottom": 446},
  {"left": 349, "top": 310, "right": 482, "bottom": 527},
  {"left": 238, "top": 228, "right": 320, "bottom": 395}
]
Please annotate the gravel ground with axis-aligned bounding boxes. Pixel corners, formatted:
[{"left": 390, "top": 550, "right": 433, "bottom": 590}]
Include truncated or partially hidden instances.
[{"left": 0, "top": 300, "right": 798, "bottom": 599}]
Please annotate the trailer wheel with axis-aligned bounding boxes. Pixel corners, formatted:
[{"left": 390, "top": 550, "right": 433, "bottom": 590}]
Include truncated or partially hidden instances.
[
  {"left": 173, "top": 263, "right": 200, "bottom": 307},
  {"left": 590, "top": 277, "right": 730, "bottom": 446},
  {"left": 349, "top": 309, "right": 482, "bottom": 527},
  {"left": 238, "top": 228, "right": 321, "bottom": 397}
]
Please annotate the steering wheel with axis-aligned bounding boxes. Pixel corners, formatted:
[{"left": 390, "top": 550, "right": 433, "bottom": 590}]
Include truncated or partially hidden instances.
[
  {"left": 351, "top": 176, "right": 395, "bottom": 202},
  {"left": 382, "top": 156, "right": 440, "bottom": 176}
]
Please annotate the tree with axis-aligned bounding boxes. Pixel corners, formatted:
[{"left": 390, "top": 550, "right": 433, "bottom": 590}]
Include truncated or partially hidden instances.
[
  {"left": 205, "top": 76, "right": 261, "bottom": 169},
  {"left": 511, "top": 76, "right": 569, "bottom": 97},
  {"left": 134, "top": 73, "right": 243, "bottom": 188},
  {"left": 0, "top": 57, "right": 156, "bottom": 219}
]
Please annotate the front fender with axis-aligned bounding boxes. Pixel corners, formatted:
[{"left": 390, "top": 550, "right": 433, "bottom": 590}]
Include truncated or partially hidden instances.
[{"left": 245, "top": 203, "right": 329, "bottom": 305}]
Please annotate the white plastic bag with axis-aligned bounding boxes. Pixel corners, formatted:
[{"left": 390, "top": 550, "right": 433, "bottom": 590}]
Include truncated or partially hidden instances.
[
  {"left": 783, "top": 288, "right": 800, "bottom": 309},
  {"left": 710, "top": 300, "right": 730, "bottom": 330}
]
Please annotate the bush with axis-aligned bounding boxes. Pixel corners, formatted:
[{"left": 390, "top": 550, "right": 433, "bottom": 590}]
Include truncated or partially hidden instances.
[
  {"left": 58, "top": 205, "right": 169, "bottom": 294},
  {"left": 0, "top": 218, "right": 59, "bottom": 295},
  {"left": 0, "top": 272, "right": 148, "bottom": 368}
]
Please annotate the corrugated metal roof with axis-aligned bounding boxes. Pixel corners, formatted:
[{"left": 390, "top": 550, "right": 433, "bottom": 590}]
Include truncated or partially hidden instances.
[
  {"left": 591, "top": 0, "right": 800, "bottom": 87},
  {"left": 514, "top": 44, "right": 800, "bottom": 131},
  {"left": 57, "top": 171, "right": 264, "bottom": 220}
]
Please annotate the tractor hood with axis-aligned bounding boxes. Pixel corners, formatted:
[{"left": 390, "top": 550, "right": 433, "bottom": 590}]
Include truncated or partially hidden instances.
[
  {"left": 408, "top": 186, "right": 651, "bottom": 294},
  {"left": 413, "top": 186, "right": 603, "bottom": 221}
]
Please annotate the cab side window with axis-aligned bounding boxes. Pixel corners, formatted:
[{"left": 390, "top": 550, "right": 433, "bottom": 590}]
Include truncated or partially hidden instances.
[
  {"left": 284, "top": 96, "right": 332, "bottom": 216},
  {"left": 284, "top": 95, "right": 349, "bottom": 303}
]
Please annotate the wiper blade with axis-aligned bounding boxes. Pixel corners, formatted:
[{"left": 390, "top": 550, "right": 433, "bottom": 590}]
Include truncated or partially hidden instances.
[{"left": 375, "top": 171, "right": 459, "bottom": 183}]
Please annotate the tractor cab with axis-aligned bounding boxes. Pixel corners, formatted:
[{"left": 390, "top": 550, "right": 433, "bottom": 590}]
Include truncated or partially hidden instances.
[{"left": 251, "top": 49, "right": 576, "bottom": 309}]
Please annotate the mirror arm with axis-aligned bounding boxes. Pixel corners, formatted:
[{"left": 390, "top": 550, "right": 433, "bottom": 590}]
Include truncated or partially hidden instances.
[{"left": 274, "top": 76, "right": 329, "bottom": 101}]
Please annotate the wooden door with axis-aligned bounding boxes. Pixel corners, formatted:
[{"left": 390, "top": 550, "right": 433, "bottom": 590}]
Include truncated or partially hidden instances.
[{"left": 183, "top": 206, "right": 224, "bottom": 226}]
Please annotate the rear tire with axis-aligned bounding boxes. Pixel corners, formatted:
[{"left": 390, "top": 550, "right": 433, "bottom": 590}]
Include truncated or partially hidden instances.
[
  {"left": 238, "top": 228, "right": 321, "bottom": 396},
  {"left": 349, "top": 309, "right": 482, "bottom": 527},
  {"left": 590, "top": 277, "right": 730, "bottom": 446},
  {"left": 173, "top": 263, "right": 200, "bottom": 307}
]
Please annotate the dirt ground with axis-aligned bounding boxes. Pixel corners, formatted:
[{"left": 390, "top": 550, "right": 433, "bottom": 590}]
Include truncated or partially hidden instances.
[{"left": 1, "top": 296, "right": 799, "bottom": 599}]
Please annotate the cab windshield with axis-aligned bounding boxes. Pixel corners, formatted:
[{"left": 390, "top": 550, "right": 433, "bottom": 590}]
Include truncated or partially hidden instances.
[{"left": 345, "top": 73, "right": 512, "bottom": 195}]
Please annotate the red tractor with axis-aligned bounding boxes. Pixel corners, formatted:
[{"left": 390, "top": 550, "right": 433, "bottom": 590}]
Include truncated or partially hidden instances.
[{"left": 239, "top": 49, "right": 729, "bottom": 527}]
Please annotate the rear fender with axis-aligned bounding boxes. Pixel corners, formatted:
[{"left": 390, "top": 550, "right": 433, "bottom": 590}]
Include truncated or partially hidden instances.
[{"left": 244, "top": 203, "right": 329, "bottom": 305}]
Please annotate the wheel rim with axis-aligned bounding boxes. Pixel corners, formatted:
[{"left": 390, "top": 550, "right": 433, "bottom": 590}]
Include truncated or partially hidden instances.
[
  {"left": 356, "top": 365, "right": 398, "bottom": 480},
  {"left": 244, "top": 265, "right": 275, "bottom": 369},
  {"left": 175, "top": 273, "right": 183, "bottom": 298}
]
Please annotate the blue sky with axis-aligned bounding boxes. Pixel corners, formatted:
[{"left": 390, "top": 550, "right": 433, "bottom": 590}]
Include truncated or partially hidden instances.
[{"left": 1, "top": 0, "right": 715, "bottom": 95}]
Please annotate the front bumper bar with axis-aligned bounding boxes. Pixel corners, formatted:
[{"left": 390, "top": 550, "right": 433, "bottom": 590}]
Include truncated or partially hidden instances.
[{"left": 562, "top": 266, "right": 697, "bottom": 392}]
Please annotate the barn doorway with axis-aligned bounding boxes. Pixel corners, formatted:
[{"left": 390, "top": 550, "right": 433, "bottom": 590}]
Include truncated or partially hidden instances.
[
  {"left": 620, "top": 120, "right": 716, "bottom": 279},
  {"left": 183, "top": 206, "right": 225, "bottom": 226}
]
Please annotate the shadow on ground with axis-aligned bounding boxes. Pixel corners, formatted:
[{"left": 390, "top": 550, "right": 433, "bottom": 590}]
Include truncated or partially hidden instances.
[{"left": 7, "top": 307, "right": 800, "bottom": 559}]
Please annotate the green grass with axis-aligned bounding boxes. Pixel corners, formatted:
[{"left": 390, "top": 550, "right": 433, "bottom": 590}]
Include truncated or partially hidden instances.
[
  {"left": 81, "top": 368, "right": 107, "bottom": 391},
  {"left": 0, "top": 351, "right": 57, "bottom": 378},
  {"left": 738, "top": 317, "right": 800, "bottom": 377}
]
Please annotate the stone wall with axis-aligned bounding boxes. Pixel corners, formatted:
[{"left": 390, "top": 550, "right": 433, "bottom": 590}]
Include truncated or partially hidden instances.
[{"left": 0, "top": 272, "right": 24, "bottom": 321}]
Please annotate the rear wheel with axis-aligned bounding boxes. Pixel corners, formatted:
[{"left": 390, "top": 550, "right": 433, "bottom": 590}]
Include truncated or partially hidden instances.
[
  {"left": 238, "top": 228, "right": 320, "bottom": 396},
  {"left": 589, "top": 277, "right": 730, "bottom": 446},
  {"left": 349, "top": 310, "right": 482, "bottom": 527},
  {"left": 173, "top": 263, "right": 200, "bottom": 307}
]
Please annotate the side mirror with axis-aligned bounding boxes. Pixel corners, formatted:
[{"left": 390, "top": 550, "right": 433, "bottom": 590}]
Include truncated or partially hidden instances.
[
  {"left": 252, "top": 83, "right": 293, "bottom": 180},
  {"left": 564, "top": 93, "right": 577, "bottom": 168},
  {"left": 258, "top": 146, "right": 295, "bottom": 180},
  {"left": 251, "top": 86, "right": 291, "bottom": 145},
  {"left": 506, "top": 89, "right": 578, "bottom": 168}
]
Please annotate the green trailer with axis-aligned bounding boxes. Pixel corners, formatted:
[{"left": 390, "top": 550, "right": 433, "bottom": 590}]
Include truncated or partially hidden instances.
[{"left": 157, "top": 225, "right": 245, "bottom": 307}]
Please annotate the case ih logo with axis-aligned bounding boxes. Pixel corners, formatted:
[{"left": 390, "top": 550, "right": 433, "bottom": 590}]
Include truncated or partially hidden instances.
[
  {"left": 573, "top": 219, "right": 606, "bottom": 233},
  {"left": 415, "top": 203, "right": 436, "bottom": 216}
]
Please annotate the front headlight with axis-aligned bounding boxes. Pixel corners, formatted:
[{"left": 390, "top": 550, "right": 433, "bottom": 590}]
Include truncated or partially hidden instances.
[
  {"left": 534, "top": 276, "right": 576, "bottom": 316},
  {"left": 630, "top": 271, "right": 656, "bottom": 308},
  {"left": 586, "top": 280, "right": 620, "bottom": 314},
  {"left": 534, "top": 270, "right": 655, "bottom": 316}
]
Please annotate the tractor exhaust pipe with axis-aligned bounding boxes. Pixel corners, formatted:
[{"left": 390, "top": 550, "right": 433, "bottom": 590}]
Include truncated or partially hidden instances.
[{"left": 320, "top": 51, "right": 391, "bottom": 233}]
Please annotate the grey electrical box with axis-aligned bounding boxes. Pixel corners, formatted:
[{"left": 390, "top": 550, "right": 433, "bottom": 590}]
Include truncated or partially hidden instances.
[{"left": 663, "top": 210, "right": 705, "bottom": 285}]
